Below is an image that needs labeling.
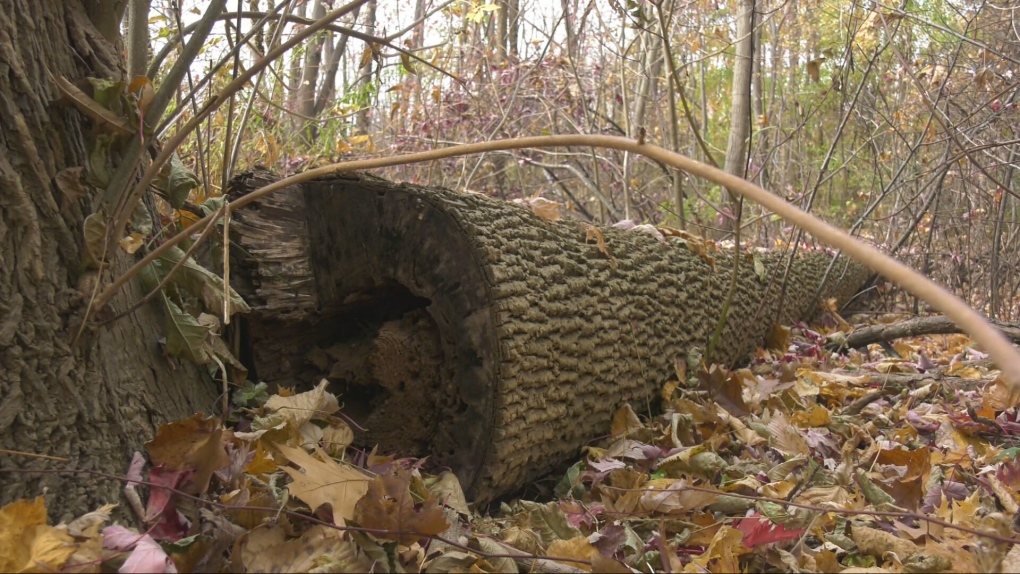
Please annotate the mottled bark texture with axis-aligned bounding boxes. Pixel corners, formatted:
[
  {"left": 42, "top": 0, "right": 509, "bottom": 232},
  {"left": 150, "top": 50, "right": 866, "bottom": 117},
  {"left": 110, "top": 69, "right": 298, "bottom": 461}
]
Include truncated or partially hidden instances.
[
  {"left": 229, "top": 170, "right": 867, "bottom": 503},
  {"left": 0, "top": 0, "right": 217, "bottom": 519}
]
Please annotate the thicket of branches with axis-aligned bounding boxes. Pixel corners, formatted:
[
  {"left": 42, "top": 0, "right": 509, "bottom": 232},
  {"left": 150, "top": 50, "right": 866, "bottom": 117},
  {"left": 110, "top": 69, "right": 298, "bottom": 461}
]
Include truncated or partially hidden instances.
[{"left": 149, "top": 0, "right": 1020, "bottom": 317}]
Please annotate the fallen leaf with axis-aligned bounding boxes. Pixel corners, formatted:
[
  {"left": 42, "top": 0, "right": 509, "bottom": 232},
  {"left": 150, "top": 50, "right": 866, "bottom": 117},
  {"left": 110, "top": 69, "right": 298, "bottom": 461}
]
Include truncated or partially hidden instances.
[
  {"left": 546, "top": 536, "right": 597, "bottom": 571},
  {"left": 0, "top": 497, "right": 77, "bottom": 573},
  {"left": 684, "top": 525, "right": 749, "bottom": 572},
  {"left": 145, "top": 414, "right": 230, "bottom": 475},
  {"left": 120, "top": 534, "right": 178, "bottom": 574},
  {"left": 354, "top": 469, "right": 448, "bottom": 545},
  {"left": 276, "top": 443, "right": 370, "bottom": 526},
  {"left": 610, "top": 403, "right": 644, "bottom": 436},
  {"left": 264, "top": 379, "right": 339, "bottom": 431},
  {"left": 583, "top": 224, "right": 617, "bottom": 268}
]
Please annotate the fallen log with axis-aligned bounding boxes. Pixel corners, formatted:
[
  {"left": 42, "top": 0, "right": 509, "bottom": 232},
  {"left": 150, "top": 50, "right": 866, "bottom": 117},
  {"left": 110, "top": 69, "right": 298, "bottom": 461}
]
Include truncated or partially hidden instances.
[
  {"left": 227, "top": 168, "right": 867, "bottom": 503},
  {"left": 834, "top": 314, "right": 1020, "bottom": 350}
]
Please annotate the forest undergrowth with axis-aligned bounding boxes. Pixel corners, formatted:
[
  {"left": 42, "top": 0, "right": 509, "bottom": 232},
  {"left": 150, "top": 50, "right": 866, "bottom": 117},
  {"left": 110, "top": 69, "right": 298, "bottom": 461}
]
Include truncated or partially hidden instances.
[{"left": 7, "top": 291, "right": 1020, "bottom": 573}]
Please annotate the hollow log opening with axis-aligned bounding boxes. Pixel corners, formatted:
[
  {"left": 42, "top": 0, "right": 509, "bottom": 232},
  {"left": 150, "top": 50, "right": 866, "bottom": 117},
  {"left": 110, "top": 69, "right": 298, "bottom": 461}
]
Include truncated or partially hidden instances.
[{"left": 305, "top": 283, "right": 445, "bottom": 456}]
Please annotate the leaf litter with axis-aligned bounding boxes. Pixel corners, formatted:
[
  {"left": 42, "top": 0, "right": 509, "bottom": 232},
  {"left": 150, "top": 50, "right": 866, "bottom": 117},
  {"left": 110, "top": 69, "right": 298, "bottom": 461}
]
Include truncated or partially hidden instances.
[{"left": 5, "top": 312, "right": 1020, "bottom": 572}]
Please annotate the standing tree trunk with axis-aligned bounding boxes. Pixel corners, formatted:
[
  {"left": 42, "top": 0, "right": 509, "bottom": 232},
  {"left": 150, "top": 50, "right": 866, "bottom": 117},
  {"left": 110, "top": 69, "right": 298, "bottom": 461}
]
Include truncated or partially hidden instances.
[
  {"left": 0, "top": 0, "right": 218, "bottom": 520},
  {"left": 355, "top": 0, "right": 378, "bottom": 134},
  {"left": 722, "top": 0, "right": 754, "bottom": 230}
]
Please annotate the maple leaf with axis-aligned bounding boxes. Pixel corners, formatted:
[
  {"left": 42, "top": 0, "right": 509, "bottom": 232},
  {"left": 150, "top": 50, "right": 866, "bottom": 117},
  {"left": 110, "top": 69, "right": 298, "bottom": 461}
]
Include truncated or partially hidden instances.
[
  {"left": 734, "top": 514, "right": 806, "bottom": 547},
  {"left": 354, "top": 469, "right": 448, "bottom": 545},
  {"left": 0, "top": 498, "right": 77, "bottom": 572}
]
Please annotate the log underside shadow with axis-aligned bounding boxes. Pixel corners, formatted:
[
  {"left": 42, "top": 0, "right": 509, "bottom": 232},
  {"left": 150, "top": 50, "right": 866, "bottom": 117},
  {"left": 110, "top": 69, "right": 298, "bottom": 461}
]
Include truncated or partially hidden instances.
[{"left": 227, "top": 168, "right": 868, "bottom": 504}]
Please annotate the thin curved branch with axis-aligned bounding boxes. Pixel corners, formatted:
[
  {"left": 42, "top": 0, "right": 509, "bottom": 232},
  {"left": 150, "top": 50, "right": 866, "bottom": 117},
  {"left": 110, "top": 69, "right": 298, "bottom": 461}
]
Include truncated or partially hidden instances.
[{"left": 91, "top": 134, "right": 1020, "bottom": 401}]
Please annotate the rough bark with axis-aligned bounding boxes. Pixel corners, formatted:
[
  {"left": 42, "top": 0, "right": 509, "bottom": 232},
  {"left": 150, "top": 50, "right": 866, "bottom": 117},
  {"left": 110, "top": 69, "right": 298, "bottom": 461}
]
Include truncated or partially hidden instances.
[
  {"left": 0, "top": 0, "right": 218, "bottom": 520},
  {"left": 229, "top": 170, "right": 867, "bottom": 503}
]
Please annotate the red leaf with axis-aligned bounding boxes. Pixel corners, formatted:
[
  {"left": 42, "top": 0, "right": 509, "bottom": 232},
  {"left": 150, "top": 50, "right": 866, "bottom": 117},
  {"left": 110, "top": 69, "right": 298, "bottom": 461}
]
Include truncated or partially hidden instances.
[{"left": 734, "top": 514, "right": 805, "bottom": 547}]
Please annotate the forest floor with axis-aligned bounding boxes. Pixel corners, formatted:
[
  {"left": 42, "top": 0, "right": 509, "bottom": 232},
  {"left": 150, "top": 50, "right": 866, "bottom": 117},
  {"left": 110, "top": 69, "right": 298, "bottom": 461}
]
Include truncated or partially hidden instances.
[{"left": 5, "top": 306, "right": 1020, "bottom": 573}]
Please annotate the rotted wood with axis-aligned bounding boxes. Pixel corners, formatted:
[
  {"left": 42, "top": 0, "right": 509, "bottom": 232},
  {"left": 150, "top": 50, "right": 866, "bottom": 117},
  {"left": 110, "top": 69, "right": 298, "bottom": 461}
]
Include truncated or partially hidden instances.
[{"left": 228, "top": 169, "right": 868, "bottom": 504}]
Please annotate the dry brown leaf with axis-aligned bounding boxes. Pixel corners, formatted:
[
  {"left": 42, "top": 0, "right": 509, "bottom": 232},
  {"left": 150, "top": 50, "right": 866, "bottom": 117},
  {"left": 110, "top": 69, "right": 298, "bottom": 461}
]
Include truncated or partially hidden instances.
[
  {"left": 276, "top": 443, "right": 371, "bottom": 526},
  {"left": 354, "top": 469, "right": 448, "bottom": 545},
  {"left": 55, "top": 168, "right": 88, "bottom": 202},
  {"left": 638, "top": 478, "right": 718, "bottom": 514},
  {"left": 428, "top": 471, "right": 471, "bottom": 515},
  {"left": 51, "top": 73, "right": 133, "bottom": 137},
  {"left": 145, "top": 414, "right": 230, "bottom": 481},
  {"left": 583, "top": 224, "right": 617, "bottom": 268},
  {"left": 610, "top": 403, "right": 643, "bottom": 436},
  {"left": 850, "top": 524, "right": 917, "bottom": 561},
  {"left": 513, "top": 196, "right": 562, "bottom": 222},
  {"left": 766, "top": 410, "right": 811, "bottom": 457}
]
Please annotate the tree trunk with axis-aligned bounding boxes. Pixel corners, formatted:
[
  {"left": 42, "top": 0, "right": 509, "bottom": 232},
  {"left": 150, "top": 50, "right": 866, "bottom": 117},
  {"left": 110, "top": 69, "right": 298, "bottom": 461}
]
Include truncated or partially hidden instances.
[
  {"left": 355, "top": 0, "right": 377, "bottom": 134},
  {"left": 228, "top": 170, "right": 868, "bottom": 504},
  {"left": 0, "top": 0, "right": 218, "bottom": 520},
  {"left": 722, "top": 0, "right": 754, "bottom": 229}
]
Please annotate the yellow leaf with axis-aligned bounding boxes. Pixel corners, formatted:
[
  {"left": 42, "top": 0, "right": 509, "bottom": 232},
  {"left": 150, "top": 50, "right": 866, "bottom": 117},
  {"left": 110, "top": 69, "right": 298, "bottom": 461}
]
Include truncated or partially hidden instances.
[
  {"left": 119, "top": 232, "right": 144, "bottom": 254},
  {"left": 0, "top": 498, "right": 77, "bottom": 573},
  {"left": 128, "top": 76, "right": 155, "bottom": 118},
  {"left": 244, "top": 442, "right": 278, "bottom": 478},
  {"left": 790, "top": 405, "right": 831, "bottom": 428},
  {"left": 684, "top": 525, "right": 748, "bottom": 572},
  {"left": 546, "top": 537, "right": 598, "bottom": 572}
]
